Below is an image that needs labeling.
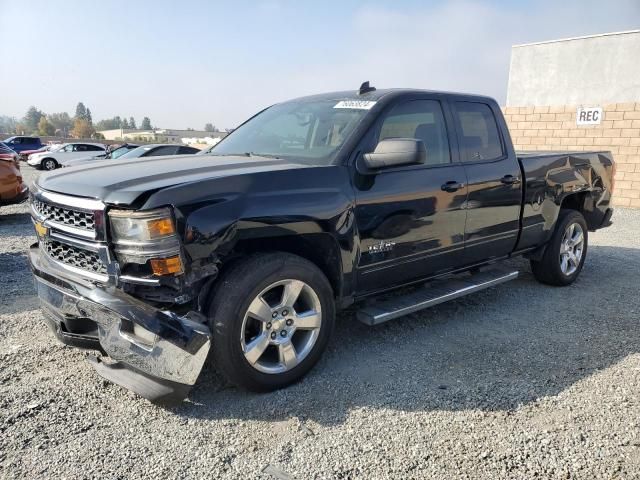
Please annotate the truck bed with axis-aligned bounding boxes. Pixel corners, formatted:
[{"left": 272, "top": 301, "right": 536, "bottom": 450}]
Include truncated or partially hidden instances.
[
  {"left": 516, "top": 149, "right": 613, "bottom": 158},
  {"left": 515, "top": 149, "right": 615, "bottom": 252}
]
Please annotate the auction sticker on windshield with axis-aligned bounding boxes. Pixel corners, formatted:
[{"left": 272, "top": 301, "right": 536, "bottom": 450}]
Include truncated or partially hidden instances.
[{"left": 334, "top": 100, "right": 377, "bottom": 110}]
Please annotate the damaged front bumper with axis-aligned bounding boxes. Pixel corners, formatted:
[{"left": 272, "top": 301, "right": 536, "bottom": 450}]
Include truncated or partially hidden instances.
[{"left": 29, "top": 244, "right": 211, "bottom": 404}]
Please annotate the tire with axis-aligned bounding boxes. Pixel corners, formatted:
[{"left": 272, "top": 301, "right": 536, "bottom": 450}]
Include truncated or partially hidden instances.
[
  {"left": 530, "top": 209, "right": 588, "bottom": 286},
  {"left": 208, "top": 252, "right": 335, "bottom": 392},
  {"left": 41, "top": 158, "right": 57, "bottom": 171}
]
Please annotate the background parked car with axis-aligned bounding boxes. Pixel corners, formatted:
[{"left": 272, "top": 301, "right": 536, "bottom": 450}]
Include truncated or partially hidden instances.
[
  {"left": 0, "top": 136, "right": 43, "bottom": 154},
  {"left": 106, "top": 143, "right": 140, "bottom": 157},
  {"left": 0, "top": 143, "right": 19, "bottom": 165},
  {"left": 0, "top": 144, "right": 28, "bottom": 208},
  {"left": 117, "top": 144, "right": 200, "bottom": 160},
  {"left": 27, "top": 142, "right": 106, "bottom": 170},
  {"left": 196, "top": 144, "right": 217, "bottom": 155},
  {"left": 63, "top": 143, "right": 140, "bottom": 168},
  {"left": 19, "top": 143, "right": 61, "bottom": 162}
]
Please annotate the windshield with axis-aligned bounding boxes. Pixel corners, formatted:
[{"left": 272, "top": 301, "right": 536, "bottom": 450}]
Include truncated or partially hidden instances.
[
  {"left": 110, "top": 146, "right": 132, "bottom": 159},
  {"left": 119, "top": 146, "right": 152, "bottom": 159},
  {"left": 212, "top": 99, "right": 370, "bottom": 165}
]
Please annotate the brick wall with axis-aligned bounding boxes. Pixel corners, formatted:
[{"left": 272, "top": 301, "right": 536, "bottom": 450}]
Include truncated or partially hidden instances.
[{"left": 502, "top": 103, "right": 640, "bottom": 208}]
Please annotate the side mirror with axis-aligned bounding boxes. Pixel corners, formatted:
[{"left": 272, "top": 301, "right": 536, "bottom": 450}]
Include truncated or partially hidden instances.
[{"left": 362, "top": 138, "right": 426, "bottom": 170}]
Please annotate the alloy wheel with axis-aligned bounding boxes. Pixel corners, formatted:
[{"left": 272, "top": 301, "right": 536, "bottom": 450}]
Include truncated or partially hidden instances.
[
  {"left": 240, "top": 279, "right": 322, "bottom": 374},
  {"left": 559, "top": 222, "right": 584, "bottom": 276}
]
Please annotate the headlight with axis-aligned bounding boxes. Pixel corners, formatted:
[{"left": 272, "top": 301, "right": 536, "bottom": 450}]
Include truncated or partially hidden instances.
[
  {"left": 109, "top": 207, "right": 176, "bottom": 242},
  {"left": 108, "top": 207, "right": 184, "bottom": 275}
]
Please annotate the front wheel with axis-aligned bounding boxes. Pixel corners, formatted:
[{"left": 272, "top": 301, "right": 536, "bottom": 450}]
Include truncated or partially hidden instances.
[
  {"left": 41, "top": 158, "right": 57, "bottom": 170},
  {"left": 208, "top": 253, "right": 335, "bottom": 392},
  {"left": 530, "top": 209, "right": 588, "bottom": 286}
]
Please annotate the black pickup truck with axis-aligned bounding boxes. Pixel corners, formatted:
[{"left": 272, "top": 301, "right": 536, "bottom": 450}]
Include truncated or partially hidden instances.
[{"left": 29, "top": 83, "right": 615, "bottom": 403}]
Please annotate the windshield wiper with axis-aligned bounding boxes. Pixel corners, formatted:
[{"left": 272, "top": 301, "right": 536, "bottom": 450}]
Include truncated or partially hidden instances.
[
  {"left": 246, "top": 152, "right": 282, "bottom": 159},
  {"left": 213, "top": 152, "right": 282, "bottom": 159}
]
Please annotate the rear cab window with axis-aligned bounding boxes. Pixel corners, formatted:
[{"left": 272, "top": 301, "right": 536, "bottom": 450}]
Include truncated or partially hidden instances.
[{"left": 452, "top": 102, "right": 504, "bottom": 162}]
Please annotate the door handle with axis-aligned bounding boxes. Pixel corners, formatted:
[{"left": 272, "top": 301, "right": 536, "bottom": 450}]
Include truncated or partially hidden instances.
[
  {"left": 501, "top": 175, "right": 521, "bottom": 185},
  {"left": 441, "top": 181, "right": 465, "bottom": 193}
]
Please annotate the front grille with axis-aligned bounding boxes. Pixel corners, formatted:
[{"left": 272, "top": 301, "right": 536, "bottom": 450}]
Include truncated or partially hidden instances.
[
  {"left": 32, "top": 198, "right": 95, "bottom": 231},
  {"left": 43, "top": 239, "right": 107, "bottom": 276}
]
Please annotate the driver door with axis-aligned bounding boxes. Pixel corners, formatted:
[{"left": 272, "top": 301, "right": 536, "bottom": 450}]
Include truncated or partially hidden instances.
[{"left": 353, "top": 97, "right": 468, "bottom": 295}]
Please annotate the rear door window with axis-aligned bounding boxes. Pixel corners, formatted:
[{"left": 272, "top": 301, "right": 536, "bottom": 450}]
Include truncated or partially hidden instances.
[
  {"left": 145, "top": 146, "right": 178, "bottom": 156},
  {"left": 452, "top": 102, "right": 504, "bottom": 162},
  {"left": 178, "top": 146, "right": 199, "bottom": 154}
]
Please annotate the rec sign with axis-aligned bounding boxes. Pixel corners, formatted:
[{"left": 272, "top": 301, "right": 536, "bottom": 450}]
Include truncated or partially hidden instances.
[{"left": 576, "top": 107, "right": 603, "bottom": 126}]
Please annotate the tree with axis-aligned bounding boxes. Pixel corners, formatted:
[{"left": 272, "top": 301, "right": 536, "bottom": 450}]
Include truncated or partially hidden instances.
[
  {"left": 23, "top": 106, "right": 44, "bottom": 133},
  {"left": 129, "top": 117, "right": 137, "bottom": 129},
  {"left": 95, "top": 116, "right": 125, "bottom": 131},
  {"left": 121, "top": 118, "right": 130, "bottom": 129},
  {"left": 0, "top": 115, "right": 17, "bottom": 134},
  {"left": 141, "top": 117, "right": 152, "bottom": 130},
  {"left": 71, "top": 118, "right": 94, "bottom": 138},
  {"left": 48, "top": 112, "right": 72, "bottom": 135},
  {"left": 204, "top": 123, "right": 215, "bottom": 132},
  {"left": 38, "top": 117, "right": 55, "bottom": 136},
  {"left": 86, "top": 108, "right": 93, "bottom": 125},
  {"left": 75, "top": 102, "right": 87, "bottom": 120}
]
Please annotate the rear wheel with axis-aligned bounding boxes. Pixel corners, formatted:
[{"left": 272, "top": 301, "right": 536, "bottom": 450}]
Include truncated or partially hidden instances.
[
  {"left": 41, "top": 158, "right": 57, "bottom": 170},
  {"left": 208, "top": 253, "right": 335, "bottom": 392},
  {"left": 530, "top": 209, "right": 588, "bottom": 286}
]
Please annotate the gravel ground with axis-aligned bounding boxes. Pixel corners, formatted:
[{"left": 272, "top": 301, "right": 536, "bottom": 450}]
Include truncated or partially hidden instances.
[{"left": 1, "top": 165, "right": 639, "bottom": 479}]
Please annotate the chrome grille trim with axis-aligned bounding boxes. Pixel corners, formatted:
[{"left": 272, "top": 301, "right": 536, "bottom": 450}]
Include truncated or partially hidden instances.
[
  {"left": 30, "top": 186, "right": 106, "bottom": 241},
  {"left": 42, "top": 238, "right": 109, "bottom": 280},
  {"left": 30, "top": 186, "right": 111, "bottom": 282},
  {"left": 32, "top": 198, "right": 95, "bottom": 231},
  {"left": 32, "top": 188, "right": 105, "bottom": 212}
]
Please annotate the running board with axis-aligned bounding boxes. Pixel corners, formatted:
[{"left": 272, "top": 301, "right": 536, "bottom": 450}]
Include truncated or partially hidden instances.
[{"left": 357, "top": 268, "right": 519, "bottom": 326}]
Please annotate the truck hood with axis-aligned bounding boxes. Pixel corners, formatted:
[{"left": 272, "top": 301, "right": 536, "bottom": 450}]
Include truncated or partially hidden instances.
[{"left": 36, "top": 154, "right": 311, "bottom": 205}]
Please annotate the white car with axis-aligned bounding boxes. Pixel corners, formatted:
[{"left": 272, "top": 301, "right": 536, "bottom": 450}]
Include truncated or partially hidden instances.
[{"left": 27, "top": 142, "right": 107, "bottom": 170}]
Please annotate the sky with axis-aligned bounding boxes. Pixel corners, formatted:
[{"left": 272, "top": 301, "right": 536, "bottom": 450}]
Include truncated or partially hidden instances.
[{"left": 1, "top": 0, "right": 639, "bottom": 130}]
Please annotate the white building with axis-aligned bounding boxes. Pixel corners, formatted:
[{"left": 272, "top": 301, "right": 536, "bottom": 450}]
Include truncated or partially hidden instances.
[{"left": 98, "top": 128, "right": 226, "bottom": 144}]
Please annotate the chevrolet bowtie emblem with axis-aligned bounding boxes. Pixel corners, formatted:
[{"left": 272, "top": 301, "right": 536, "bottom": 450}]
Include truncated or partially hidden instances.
[{"left": 34, "top": 221, "right": 48, "bottom": 237}]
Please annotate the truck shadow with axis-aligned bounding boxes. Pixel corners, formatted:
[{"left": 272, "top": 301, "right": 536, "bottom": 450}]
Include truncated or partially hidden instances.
[
  {"left": 0, "top": 252, "right": 39, "bottom": 315},
  {"left": 0, "top": 212, "right": 34, "bottom": 239},
  {"left": 181, "top": 244, "right": 640, "bottom": 426},
  {"left": 0, "top": 211, "right": 38, "bottom": 315}
]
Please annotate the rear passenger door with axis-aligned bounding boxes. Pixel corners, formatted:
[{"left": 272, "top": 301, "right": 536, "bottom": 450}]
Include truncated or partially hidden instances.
[
  {"left": 70, "top": 144, "right": 91, "bottom": 160},
  {"left": 86, "top": 144, "right": 106, "bottom": 157},
  {"left": 353, "top": 97, "right": 468, "bottom": 294},
  {"left": 450, "top": 100, "right": 522, "bottom": 264}
]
